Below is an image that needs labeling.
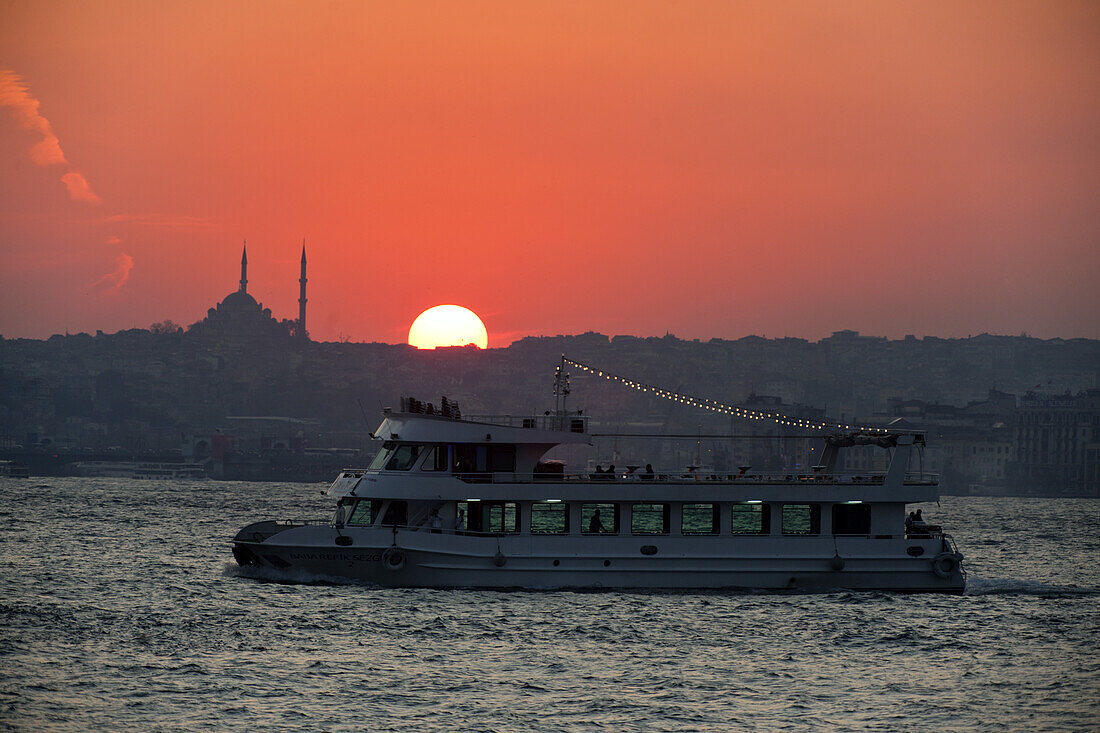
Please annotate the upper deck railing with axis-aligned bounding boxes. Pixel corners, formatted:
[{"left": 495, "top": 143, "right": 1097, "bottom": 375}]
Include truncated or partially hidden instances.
[
  {"left": 334, "top": 467, "right": 939, "bottom": 486},
  {"left": 461, "top": 413, "right": 589, "bottom": 433}
]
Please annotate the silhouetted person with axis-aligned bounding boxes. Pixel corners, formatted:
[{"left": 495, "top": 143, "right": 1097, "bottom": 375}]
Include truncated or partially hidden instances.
[
  {"left": 589, "top": 509, "right": 607, "bottom": 534},
  {"left": 642, "top": 463, "right": 655, "bottom": 480},
  {"left": 607, "top": 464, "right": 616, "bottom": 480},
  {"left": 592, "top": 465, "right": 605, "bottom": 480},
  {"left": 455, "top": 508, "right": 466, "bottom": 533},
  {"left": 906, "top": 511, "right": 915, "bottom": 533}
]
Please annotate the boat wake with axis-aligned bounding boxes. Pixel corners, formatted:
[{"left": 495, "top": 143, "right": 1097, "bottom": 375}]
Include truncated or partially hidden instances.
[
  {"left": 221, "top": 562, "right": 380, "bottom": 587},
  {"left": 964, "top": 577, "right": 1098, "bottom": 597}
]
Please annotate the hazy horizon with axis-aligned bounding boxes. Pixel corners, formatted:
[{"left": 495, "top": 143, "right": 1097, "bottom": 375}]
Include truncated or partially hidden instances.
[
  {"left": 2, "top": 323, "right": 1093, "bottom": 348},
  {"left": 2, "top": 2, "right": 1098, "bottom": 344}
]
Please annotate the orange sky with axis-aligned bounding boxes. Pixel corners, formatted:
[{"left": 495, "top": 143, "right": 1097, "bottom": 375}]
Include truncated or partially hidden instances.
[{"left": 1, "top": 1, "right": 1098, "bottom": 344}]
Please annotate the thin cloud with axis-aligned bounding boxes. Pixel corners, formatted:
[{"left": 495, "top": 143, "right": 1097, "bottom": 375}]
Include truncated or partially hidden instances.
[
  {"left": 90, "top": 253, "right": 134, "bottom": 294},
  {"left": 62, "top": 172, "right": 102, "bottom": 204},
  {"left": 0, "top": 68, "right": 100, "bottom": 204},
  {"left": 0, "top": 68, "right": 67, "bottom": 165},
  {"left": 105, "top": 235, "right": 122, "bottom": 245}
]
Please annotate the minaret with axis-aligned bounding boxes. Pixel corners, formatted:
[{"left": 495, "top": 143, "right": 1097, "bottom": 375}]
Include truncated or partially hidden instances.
[
  {"left": 239, "top": 241, "right": 248, "bottom": 293},
  {"left": 298, "top": 240, "right": 308, "bottom": 340}
]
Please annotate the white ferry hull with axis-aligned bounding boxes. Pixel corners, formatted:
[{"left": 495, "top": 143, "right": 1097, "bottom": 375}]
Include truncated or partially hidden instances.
[{"left": 233, "top": 527, "right": 965, "bottom": 594}]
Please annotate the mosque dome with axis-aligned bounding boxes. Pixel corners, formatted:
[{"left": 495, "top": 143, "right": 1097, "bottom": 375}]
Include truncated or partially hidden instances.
[{"left": 218, "top": 290, "right": 260, "bottom": 310}]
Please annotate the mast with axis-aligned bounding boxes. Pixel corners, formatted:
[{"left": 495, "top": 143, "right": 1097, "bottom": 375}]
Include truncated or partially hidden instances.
[{"left": 553, "top": 355, "right": 571, "bottom": 430}]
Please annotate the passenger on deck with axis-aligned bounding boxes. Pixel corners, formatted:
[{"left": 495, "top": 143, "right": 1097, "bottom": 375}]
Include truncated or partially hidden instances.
[
  {"left": 905, "top": 511, "right": 915, "bottom": 533},
  {"left": 589, "top": 509, "right": 607, "bottom": 534},
  {"left": 429, "top": 510, "right": 443, "bottom": 533},
  {"left": 592, "top": 465, "right": 605, "bottom": 480},
  {"left": 641, "top": 463, "right": 655, "bottom": 480},
  {"left": 454, "top": 508, "right": 466, "bottom": 533},
  {"left": 607, "top": 464, "right": 617, "bottom": 480}
]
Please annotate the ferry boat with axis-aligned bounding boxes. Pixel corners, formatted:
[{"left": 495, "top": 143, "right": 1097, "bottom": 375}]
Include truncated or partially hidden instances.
[
  {"left": 0, "top": 460, "right": 30, "bottom": 478},
  {"left": 233, "top": 390, "right": 966, "bottom": 593},
  {"left": 72, "top": 461, "right": 207, "bottom": 479}
]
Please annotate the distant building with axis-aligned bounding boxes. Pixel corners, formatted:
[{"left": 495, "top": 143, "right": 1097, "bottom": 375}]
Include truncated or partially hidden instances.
[{"left": 1011, "top": 389, "right": 1100, "bottom": 495}]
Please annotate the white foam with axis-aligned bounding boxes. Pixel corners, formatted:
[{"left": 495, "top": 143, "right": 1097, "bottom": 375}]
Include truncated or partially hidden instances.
[{"left": 965, "top": 577, "right": 1097, "bottom": 596}]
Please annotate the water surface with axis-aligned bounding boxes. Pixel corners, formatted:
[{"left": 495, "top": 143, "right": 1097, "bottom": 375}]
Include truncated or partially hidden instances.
[{"left": 1, "top": 479, "right": 1097, "bottom": 731}]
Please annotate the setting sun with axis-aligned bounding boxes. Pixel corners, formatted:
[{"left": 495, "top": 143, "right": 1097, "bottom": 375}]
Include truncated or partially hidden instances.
[{"left": 408, "top": 305, "right": 488, "bottom": 350}]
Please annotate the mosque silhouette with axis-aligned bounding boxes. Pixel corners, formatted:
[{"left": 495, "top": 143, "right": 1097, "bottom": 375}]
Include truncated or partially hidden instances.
[{"left": 188, "top": 243, "right": 309, "bottom": 342}]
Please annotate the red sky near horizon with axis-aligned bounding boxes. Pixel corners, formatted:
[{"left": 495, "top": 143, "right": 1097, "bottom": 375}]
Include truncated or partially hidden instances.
[{"left": 1, "top": 1, "right": 1098, "bottom": 345}]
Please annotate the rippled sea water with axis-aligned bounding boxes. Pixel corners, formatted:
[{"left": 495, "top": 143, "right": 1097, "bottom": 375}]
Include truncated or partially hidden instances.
[{"left": 1, "top": 478, "right": 1097, "bottom": 732}]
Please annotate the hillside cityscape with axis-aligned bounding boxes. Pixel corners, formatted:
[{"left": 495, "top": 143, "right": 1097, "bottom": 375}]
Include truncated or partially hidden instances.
[{"left": 2, "top": 306, "right": 1097, "bottom": 495}]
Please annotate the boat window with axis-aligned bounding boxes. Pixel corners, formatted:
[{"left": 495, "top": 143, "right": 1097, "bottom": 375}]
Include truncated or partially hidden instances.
[
  {"left": 385, "top": 445, "right": 422, "bottom": 471},
  {"left": 782, "top": 504, "right": 821, "bottom": 535},
  {"left": 531, "top": 502, "right": 569, "bottom": 534},
  {"left": 382, "top": 500, "right": 408, "bottom": 526},
  {"left": 453, "top": 445, "right": 489, "bottom": 474},
  {"left": 731, "top": 503, "right": 770, "bottom": 535},
  {"left": 491, "top": 445, "right": 516, "bottom": 472},
  {"left": 456, "top": 501, "right": 482, "bottom": 533},
  {"left": 368, "top": 442, "right": 395, "bottom": 470},
  {"left": 582, "top": 503, "right": 618, "bottom": 534},
  {"left": 421, "top": 445, "right": 449, "bottom": 471},
  {"left": 631, "top": 503, "right": 670, "bottom": 534},
  {"left": 681, "top": 503, "right": 719, "bottom": 535},
  {"left": 832, "top": 504, "right": 871, "bottom": 535},
  {"left": 485, "top": 502, "right": 519, "bottom": 534},
  {"left": 348, "top": 499, "right": 383, "bottom": 526}
]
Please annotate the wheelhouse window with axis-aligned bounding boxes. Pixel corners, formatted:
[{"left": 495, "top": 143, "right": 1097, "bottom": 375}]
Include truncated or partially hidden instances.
[
  {"left": 348, "top": 499, "right": 383, "bottom": 526},
  {"left": 531, "top": 501, "right": 569, "bottom": 534},
  {"left": 631, "top": 503, "right": 670, "bottom": 535},
  {"left": 421, "top": 445, "right": 449, "bottom": 471},
  {"left": 732, "top": 503, "right": 770, "bottom": 535},
  {"left": 485, "top": 502, "right": 519, "bottom": 534},
  {"left": 782, "top": 504, "right": 821, "bottom": 535},
  {"left": 681, "top": 503, "right": 720, "bottom": 535},
  {"left": 368, "top": 443, "right": 394, "bottom": 470},
  {"left": 832, "top": 503, "right": 871, "bottom": 535},
  {"left": 385, "top": 445, "right": 422, "bottom": 471},
  {"left": 582, "top": 503, "right": 619, "bottom": 534},
  {"left": 381, "top": 500, "right": 408, "bottom": 526}
]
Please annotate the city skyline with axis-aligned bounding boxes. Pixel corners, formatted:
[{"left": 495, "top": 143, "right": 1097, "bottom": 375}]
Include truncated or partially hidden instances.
[{"left": 2, "top": 2, "right": 1099, "bottom": 345}]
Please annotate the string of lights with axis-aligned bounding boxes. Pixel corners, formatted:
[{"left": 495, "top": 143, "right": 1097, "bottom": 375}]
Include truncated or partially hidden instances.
[{"left": 561, "top": 356, "right": 887, "bottom": 433}]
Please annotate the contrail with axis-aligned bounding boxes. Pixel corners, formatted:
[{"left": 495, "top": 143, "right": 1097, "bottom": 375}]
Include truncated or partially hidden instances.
[{"left": 0, "top": 68, "right": 100, "bottom": 203}]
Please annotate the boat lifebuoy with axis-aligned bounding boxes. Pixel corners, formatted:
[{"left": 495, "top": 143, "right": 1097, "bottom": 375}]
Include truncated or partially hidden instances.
[
  {"left": 382, "top": 547, "right": 406, "bottom": 571},
  {"left": 932, "top": 552, "right": 959, "bottom": 579}
]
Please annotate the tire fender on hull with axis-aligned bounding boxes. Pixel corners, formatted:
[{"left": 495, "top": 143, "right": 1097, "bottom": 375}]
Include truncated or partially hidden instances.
[
  {"left": 932, "top": 552, "right": 961, "bottom": 579},
  {"left": 382, "top": 546, "right": 406, "bottom": 571}
]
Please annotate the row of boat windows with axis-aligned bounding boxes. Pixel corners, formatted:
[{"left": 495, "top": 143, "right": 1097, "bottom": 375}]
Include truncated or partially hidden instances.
[
  {"left": 369, "top": 443, "right": 517, "bottom": 473},
  {"left": 341, "top": 499, "right": 872, "bottom": 536}
]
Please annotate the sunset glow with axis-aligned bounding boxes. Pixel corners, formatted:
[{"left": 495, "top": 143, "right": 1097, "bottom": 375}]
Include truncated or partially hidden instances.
[
  {"left": 408, "top": 305, "right": 489, "bottom": 350},
  {"left": 0, "top": 2, "right": 1097, "bottom": 342}
]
